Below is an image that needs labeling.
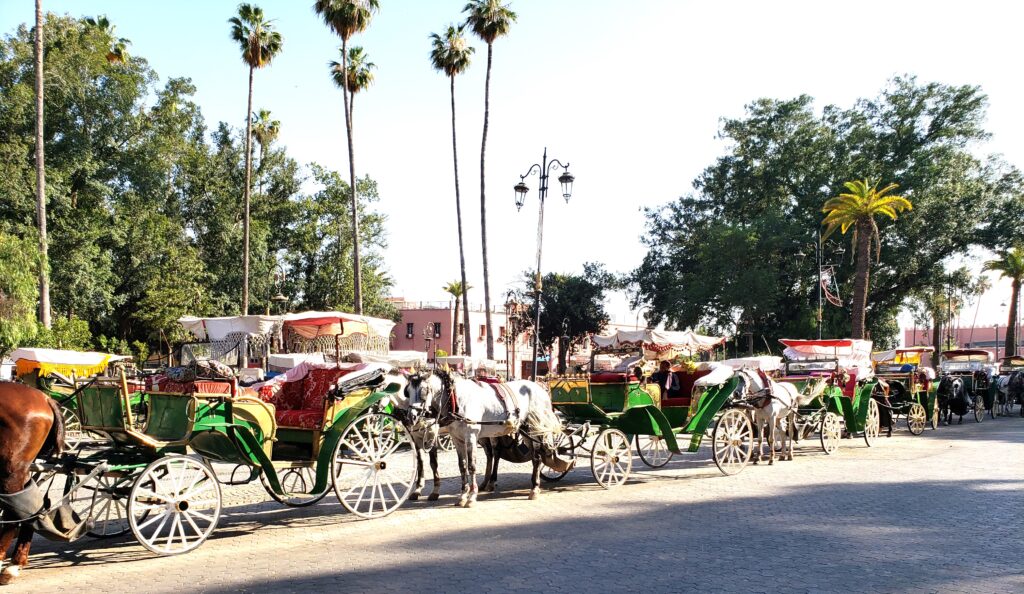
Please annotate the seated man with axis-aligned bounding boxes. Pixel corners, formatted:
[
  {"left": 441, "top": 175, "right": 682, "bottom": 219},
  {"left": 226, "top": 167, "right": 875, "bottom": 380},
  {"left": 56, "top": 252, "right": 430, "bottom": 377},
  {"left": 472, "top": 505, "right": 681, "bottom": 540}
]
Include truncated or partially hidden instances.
[{"left": 651, "top": 360, "right": 681, "bottom": 400}]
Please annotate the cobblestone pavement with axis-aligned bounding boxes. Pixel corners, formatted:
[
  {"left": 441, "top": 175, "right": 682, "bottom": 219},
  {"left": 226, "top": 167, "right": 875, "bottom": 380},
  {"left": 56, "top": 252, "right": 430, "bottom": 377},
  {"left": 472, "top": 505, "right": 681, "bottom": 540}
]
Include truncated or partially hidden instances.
[{"left": 6, "top": 415, "right": 1023, "bottom": 594}]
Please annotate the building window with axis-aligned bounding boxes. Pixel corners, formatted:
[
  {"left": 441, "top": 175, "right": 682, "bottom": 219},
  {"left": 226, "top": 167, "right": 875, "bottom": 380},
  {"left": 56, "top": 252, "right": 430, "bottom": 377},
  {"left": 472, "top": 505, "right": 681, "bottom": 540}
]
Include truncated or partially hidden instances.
[
  {"left": 433, "top": 322, "right": 442, "bottom": 338},
  {"left": 406, "top": 322, "right": 414, "bottom": 339},
  {"left": 479, "top": 325, "right": 486, "bottom": 339},
  {"left": 499, "top": 326, "right": 507, "bottom": 340}
]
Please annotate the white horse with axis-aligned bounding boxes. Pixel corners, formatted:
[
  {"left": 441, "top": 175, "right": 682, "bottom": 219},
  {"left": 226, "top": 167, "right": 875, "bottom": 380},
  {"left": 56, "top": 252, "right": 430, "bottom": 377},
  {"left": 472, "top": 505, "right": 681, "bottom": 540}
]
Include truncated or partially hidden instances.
[
  {"left": 382, "top": 370, "right": 445, "bottom": 502},
  {"left": 734, "top": 369, "right": 828, "bottom": 464},
  {"left": 407, "top": 369, "right": 570, "bottom": 507}
]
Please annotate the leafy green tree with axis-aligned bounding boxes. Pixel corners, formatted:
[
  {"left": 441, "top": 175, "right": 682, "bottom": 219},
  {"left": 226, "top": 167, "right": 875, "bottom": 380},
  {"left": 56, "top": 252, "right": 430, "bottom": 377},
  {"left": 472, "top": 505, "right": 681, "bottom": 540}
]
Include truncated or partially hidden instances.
[
  {"left": 524, "top": 264, "right": 612, "bottom": 374},
  {"left": 229, "top": 3, "right": 283, "bottom": 315},
  {"left": 0, "top": 231, "right": 39, "bottom": 357},
  {"left": 442, "top": 280, "right": 471, "bottom": 354},
  {"left": 251, "top": 108, "right": 279, "bottom": 194},
  {"left": 821, "top": 179, "right": 912, "bottom": 338},
  {"left": 431, "top": 24, "right": 475, "bottom": 356},
  {"left": 84, "top": 15, "right": 131, "bottom": 63},
  {"left": 463, "top": 0, "right": 517, "bottom": 360},
  {"left": 314, "top": 0, "right": 380, "bottom": 315},
  {"left": 983, "top": 246, "right": 1024, "bottom": 355}
]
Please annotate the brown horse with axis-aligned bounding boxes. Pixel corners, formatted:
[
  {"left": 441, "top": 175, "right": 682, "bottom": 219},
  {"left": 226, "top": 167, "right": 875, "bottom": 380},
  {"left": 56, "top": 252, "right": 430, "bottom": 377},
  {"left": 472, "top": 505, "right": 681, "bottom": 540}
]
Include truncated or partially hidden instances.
[{"left": 0, "top": 381, "right": 64, "bottom": 585}]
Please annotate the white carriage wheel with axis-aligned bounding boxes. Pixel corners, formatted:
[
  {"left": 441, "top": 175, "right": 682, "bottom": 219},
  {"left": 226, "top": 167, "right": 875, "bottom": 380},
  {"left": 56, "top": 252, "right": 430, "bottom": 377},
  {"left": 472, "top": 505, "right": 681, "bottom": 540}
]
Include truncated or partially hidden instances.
[
  {"left": 636, "top": 434, "right": 673, "bottom": 468},
  {"left": 128, "top": 455, "right": 222, "bottom": 555},
  {"left": 260, "top": 466, "right": 329, "bottom": 508},
  {"left": 332, "top": 412, "right": 418, "bottom": 519},
  {"left": 61, "top": 406, "right": 86, "bottom": 450},
  {"left": 906, "top": 403, "right": 927, "bottom": 436},
  {"left": 973, "top": 394, "right": 985, "bottom": 423},
  {"left": 540, "top": 431, "right": 578, "bottom": 483},
  {"left": 863, "top": 399, "right": 880, "bottom": 446},
  {"left": 69, "top": 470, "right": 134, "bottom": 538},
  {"left": 712, "top": 408, "right": 753, "bottom": 475},
  {"left": 930, "top": 400, "right": 940, "bottom": 430},
  {"left": 437, "top": 433, "right": 455, "bottom": 452},
  {"left": 590, "top": 428, "right": 631, "bottom": 488},
  {"left": 819, "top": 412, "right": 842, "bottom": 455}
]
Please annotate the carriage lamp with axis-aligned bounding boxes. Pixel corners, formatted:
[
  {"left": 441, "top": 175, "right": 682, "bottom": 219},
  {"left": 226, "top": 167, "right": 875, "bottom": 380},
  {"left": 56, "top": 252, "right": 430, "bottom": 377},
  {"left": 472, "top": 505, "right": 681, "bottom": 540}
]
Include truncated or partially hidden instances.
[
  {"left": 514, "top": 180, "right": 529, "bottom": 211},
  {"left": 558, "top": 170, "right": 574, "bottom": 201}
]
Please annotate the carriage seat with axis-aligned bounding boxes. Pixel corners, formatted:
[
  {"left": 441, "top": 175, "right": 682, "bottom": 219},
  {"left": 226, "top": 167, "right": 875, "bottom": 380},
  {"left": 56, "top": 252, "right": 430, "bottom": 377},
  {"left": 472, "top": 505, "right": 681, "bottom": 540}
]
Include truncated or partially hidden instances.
[
  {"left": 590, "top": 372, "right": 629, "bottom": 384},
  {"left": 259, "top": 365, "right": 368, "bottom": 430}
]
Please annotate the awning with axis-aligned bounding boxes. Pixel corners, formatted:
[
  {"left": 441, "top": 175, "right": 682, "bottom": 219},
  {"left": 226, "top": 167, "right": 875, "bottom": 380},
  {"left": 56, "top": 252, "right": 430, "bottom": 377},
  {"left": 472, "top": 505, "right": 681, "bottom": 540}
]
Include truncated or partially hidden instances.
[
  {"left": 591, "top": 329, "right": 726, "bottom": 356},
  {"left": 281, "top": 311, "right": 395, "bottom": 339},
  {"left": 871, "top": 346, "right": 934, "bottom": 364},
  {"left": 178, "top": 315, "right": 280, "bottom": 341},
  {"left": 779, "top": 338, "right": 873, "bottom": 370},
  {"left": 9, "top": 348, "right": 129, "bottom": 378}
]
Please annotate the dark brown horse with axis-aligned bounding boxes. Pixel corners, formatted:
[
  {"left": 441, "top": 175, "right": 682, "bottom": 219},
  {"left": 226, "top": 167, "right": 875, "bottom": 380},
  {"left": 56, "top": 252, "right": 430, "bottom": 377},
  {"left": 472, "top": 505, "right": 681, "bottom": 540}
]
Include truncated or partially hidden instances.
[{"left": 0, "top": 381, "right": 64, "bottom": 585}]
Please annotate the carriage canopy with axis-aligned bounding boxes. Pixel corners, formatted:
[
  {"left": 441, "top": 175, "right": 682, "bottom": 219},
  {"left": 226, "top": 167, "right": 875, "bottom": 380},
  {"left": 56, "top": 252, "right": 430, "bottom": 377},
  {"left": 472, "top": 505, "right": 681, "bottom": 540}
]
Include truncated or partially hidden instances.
[
  {"left": 591, "top": 329, "right": 726, "bottom": 360},
  {"left": 871, "top": 346, "right": 934, "bottom": 365},
  {"left": 178, "top": 315, "right": 280, "bottom": 342},
  {"left": 9, "top": 347, "right": 129, "bottom": 378}
]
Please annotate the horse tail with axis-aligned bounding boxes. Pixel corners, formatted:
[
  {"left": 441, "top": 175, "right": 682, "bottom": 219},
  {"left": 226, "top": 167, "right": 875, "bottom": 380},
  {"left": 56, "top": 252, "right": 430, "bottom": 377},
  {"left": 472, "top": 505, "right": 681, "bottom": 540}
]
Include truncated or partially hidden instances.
[
  {"left": 42, "top": 397, "right": 66, "bottom": 458},
  {"left": 524, "top": 382, "right": 563, "bottom": 437}
]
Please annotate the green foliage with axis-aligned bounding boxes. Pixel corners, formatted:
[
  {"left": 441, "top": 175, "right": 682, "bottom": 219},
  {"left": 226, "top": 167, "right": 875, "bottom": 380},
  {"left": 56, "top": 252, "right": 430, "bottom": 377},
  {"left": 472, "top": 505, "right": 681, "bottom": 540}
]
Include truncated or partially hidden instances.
[
  {"left": 633, "top": 77, "right": 1023, "bottom": 345},
  {"left": 0, "top": 231, "right": 39, "bottom": 357},
  {"left": 525, "top": 264, "right": 613, "bottom": 373},
  {"left": 434, "top": 348, "right": 449, "bottom": 358},
  {"left": 32, "top": 316, "right": 93, "bottom": 350}
]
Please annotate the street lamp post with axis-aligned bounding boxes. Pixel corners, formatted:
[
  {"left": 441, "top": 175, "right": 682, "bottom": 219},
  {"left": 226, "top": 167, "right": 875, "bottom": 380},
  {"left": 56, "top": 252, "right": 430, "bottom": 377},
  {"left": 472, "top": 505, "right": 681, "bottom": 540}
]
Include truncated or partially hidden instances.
[
  {"left": 423, "top": 325, "right": 434, "bottom": 367},
  {"left": 514, "top": 147, "right": 575, "bottom": 381},
  {"left": 802, "top": 231, "right": 845, "bottom": 339}
]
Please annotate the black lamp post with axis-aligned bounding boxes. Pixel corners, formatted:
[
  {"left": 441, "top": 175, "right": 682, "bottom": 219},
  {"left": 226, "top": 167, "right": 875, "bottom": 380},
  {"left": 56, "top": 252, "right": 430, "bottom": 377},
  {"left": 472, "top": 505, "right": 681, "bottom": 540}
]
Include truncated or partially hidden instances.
[
  {"left": 801, "top": 231, "right": 845, "bottom": 339},
  {"left": 423, "top": 325, "right": 434, "bottom": 366},
  {"left": 514, "top": 148, "right": 574, "bottom": 381}
]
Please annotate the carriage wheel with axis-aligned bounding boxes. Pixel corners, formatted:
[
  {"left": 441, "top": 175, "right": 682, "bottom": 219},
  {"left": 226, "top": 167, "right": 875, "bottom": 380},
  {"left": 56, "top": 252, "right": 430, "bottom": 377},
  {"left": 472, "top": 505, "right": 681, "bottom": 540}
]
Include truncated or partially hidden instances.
[
  {"left": 819, "top": 412, "right": 842, "bottom": 454},
  {"left": 973, "top": 395, "right": 985, "bottom": 422},
  {"left": 906, "top": 403, "right": 927, "bottom": 436},
  {"left": 590, "top": 429, "right": 631, "bottom": 488},
  {"left": 60, "top": 406, "right": 86, "bottom": 450},
  {"left": 712, "top": 408, "right": 753, "bottom": 475},
  {"left": 930, "top": 401, "right": 940, "bottom": 430},
  {"left": 260, "top": 466, "right": 329, "bottom": 508},
  {"left": 541, "top": 430, "right": 579, "bottom": 483},
  {"left": 636, "top": 434, "right": 673, "bottom": 468},
  {"left": 437, "top": 433, "right": 455, "bottom": 452},
  {"left": 863, "top": 399, "right": 880, "bottom": 447},
  {"left": 333, "top": 412, "right": 418, "bottom": 519},
  {"left": 67, "top": 469, "right": 134, "bottom": 538},
  {"left": 128, "top": 455, "right": 221, "bottom": 555}
]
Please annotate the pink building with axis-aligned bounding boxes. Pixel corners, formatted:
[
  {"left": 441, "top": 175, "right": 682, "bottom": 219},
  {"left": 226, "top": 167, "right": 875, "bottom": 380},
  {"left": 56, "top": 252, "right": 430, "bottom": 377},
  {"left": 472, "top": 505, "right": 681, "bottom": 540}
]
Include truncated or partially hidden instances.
[
  {"left": 903, "top": 325, "right": 1019, "bottom": 366},
  {"left": 388, "top": 298, "right": 533, "bottom": 377}
]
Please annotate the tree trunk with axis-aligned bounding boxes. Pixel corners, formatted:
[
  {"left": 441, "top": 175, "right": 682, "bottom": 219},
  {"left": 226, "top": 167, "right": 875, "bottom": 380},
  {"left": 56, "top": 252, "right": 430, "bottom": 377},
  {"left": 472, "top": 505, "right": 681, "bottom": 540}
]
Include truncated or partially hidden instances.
[
  {"left": 558, "top": 335, "right": 568, "bottom": 375},
  {"left": 849, "top": 221, "right": 872, "bottom": 339},
  {"left": 450, "top": 75, "right": 472, "bottom": 357},
  {"left": 451, "top": 295, "right": 461, "bottom": 355},
  {"left": 931, "top": 311, "right": 941, "bottom": 356},
  {"left": 480, "top": 42, "right": 494, "bottom": 359},
  {"left": 341, "top": 38, "right": 362, "bottom": 315},
  {"left": 34, "top": 0, "right": 50, "bottom": 328},
  {"left": 242, "top": 65, "right": 254, "bottom": 315},
  {"left": 1007, "top": 279, "right": 1020, "bottom": 356}
]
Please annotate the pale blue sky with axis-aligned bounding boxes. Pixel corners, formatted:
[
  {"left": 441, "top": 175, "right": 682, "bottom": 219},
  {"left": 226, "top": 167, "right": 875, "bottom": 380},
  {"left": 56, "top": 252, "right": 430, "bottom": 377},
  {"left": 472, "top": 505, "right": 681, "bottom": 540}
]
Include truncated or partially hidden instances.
[{"left": 2, "top": 1, "right": 1021, "bottom": 331}]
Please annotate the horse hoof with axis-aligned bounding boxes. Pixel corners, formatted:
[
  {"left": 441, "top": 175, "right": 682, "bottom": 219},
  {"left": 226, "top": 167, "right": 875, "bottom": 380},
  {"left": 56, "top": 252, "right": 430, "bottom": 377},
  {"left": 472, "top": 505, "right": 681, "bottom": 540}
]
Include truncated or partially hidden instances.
[
  {"left": 768, "top": 459, "right": 774, "bottom": 466},
  {"left": 529, "top": 490, "right": 539, "bottom": 500},
  {"left": 0, "top": 566, "right": 21, "bottom": 585},
  {"left": 465, "top": 499, "right": 475, "bottom": 508},
  {"left": 410, "top": 493, "right": 420, "bottom": 501},
  {"left": 428, "top": 493, "right": 439, "bottom": 502},
  {"left": 455, "top": 499, "right": 466, "bottom": 508}
]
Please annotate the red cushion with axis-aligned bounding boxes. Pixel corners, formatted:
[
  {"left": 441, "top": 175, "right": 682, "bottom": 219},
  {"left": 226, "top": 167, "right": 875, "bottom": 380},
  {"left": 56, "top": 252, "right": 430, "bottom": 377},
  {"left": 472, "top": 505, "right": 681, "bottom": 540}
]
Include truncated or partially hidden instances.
[
  {"left": 276, "top": 409, "right": 323, "bottom": 430},
  {"left": 302, "top": 368, "right": 350, "bottom": 410},
  {"left": 662, "top": 397, "right": 691, "bottom": 408},
  {"left": 591, "top": 372, "right": 628, "bottom": 383}
]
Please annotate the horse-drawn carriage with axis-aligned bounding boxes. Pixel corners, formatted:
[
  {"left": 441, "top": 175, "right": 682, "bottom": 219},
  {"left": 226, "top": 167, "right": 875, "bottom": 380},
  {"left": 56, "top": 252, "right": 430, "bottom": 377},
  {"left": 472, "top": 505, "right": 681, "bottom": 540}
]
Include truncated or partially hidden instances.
[
  {"left": 26, "top": 361, "right": 418, "bottom": 556},
  {"left": 543, "top": 329, "right": 777, "bottom": 483},
  {"left": 935, "top": 349, "right": 995, "bottom": 424},
  {"left": 994, "top": 355, "right": 1024, "bottom": 417},
  {"left": 870, "top": 346, "right": 938, "bottom": 434},
  {"left": 776, "top": 339, "right": 881, "bottom": 446}
]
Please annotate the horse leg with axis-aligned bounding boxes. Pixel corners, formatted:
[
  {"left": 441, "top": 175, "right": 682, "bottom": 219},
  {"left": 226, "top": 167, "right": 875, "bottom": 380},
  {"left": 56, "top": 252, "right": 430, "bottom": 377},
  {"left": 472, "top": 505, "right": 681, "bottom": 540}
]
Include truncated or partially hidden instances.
[
  {"left": 0, "top": 524, "right": 33, "bottom": 584},
  {"left": 0, "top": 526, "right": 20, "bottom": 585},
  {"left": 766, "top": 416, "right": 776, "bottom": 465},
  {"left": 529, "top": 447, "right": 542, "bottom": 500},
  {"left": 479, "top": 439, "right": 494, "bottom": 493},
  {"left": 753, "top": 415, "right": 763, "bottom": 464},
  {"left": 427, "top": 447, "right": 441, "bottom": 501},
  {"left": 410, "top": 443, "right": 425, "bottom": 500},
  {"left": 454, "top": 436, "right": 468, "bottom": 507},
  {"left": 785, "top": 412, "right": 795, "bottom": 461},
  {"left": 463, "top": 429, "right": 480, "bottom": 508}
]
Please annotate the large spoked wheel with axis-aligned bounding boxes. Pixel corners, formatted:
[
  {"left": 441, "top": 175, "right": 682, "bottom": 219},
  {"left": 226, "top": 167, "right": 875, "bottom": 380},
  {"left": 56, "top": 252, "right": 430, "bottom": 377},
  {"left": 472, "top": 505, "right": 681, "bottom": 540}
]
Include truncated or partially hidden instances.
[
  {"left": 906, "top": 403, "right": 927, "bottom": 436},
  {"left": 332, "top": 412, "right": 418, "bottom": 519},
  {"left": 973, "top": 395, "right": 985, "bottom": 423},
  {"left": 863, "top": 399, "right": 880, "bottom": 446},
  {"left": 60, "top": 406, "right": 87, "bottom": 450},
  {"left": 260, "top": 466, "right": 329, "bottom": 508},
  {"left": 819, "top": 412, "right": 842, "bottom": 454},
  {"left": 635, "top": 434, "right": 673, "bottom": 468},
  {"left": 930, "top": 401, "right": 940, "bottom": 430},
  {"left": 68, "top": 470, "right": 134, "bottom": 538},
  {"left": 128, "top": 455, "right": 221, "bottom": 555},
  {"left": 590, "top": 429, "right": 631, "bottom": 488},
  {"left": 712, "top": 408, "right": 753, "bottom": 475},
  {"left": 540, "top": 430, "right": 579, "bottom": 483},
  {"left": 436, "top": 433, "right": 455, "bottom": 452}
]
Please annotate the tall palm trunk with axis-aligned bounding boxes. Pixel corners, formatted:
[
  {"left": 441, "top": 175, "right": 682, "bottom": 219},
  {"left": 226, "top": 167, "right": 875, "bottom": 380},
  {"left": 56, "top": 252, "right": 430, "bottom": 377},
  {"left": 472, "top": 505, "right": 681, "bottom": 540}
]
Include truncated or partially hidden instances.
[
  {"left": 451, "top": 294, "right": 461, "bottom": 354},
  {"left": 1007, "top": 280, "right": 1020, "bottom": 355},
  {"left": 850, "top": 220, "right": 872, "bottom": 339},
  {"left": 450, "top": 76, "right": 472, "bottom": 356},
  {"left": 242, "top": 65, "right": 254, "bottom": 315},
  {"left": 479, "top": 42, "right": 494, "bottom": 359},
  {"left": 34, "top": 0, "right": 50, "bottom": 328},
  {"left": 341, "top": 37, "right": 362, "bottom": 315}
]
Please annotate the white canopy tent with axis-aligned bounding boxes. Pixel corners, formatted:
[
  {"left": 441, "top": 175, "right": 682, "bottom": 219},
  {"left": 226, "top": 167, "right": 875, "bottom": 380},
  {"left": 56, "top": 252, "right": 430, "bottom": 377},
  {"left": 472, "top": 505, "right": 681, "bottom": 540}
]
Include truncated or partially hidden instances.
[
  {"left": 591, "top": 329, "right": 726, "bottom": 360},
  {"left": 177, "top": 315, "right": 280, "bottom": 342}
]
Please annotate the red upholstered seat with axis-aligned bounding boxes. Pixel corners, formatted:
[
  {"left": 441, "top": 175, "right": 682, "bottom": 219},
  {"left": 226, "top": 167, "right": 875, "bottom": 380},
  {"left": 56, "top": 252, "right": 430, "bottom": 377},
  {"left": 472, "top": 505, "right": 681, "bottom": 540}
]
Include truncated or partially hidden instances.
[
  {"left": 275, "top": 410, "right": 323, "bottom": 430},
  {"left": 591, "top": 372, "right": 628, "bottom": 383},
  {"left": 661, "top": 397, "right": 691, "bottom": 408},
  {"left": 260, "top": 364, "right": 366, "bottom": 429}
]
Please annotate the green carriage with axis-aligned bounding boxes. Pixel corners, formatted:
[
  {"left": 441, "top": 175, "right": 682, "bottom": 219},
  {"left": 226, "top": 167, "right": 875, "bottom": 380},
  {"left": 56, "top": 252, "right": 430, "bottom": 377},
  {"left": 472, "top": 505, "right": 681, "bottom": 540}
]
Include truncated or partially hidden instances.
[
  {"left": 936, "top": 349, "right": 997, "bottom": 422},
  {"left": 777, "top": 339, "right": 882, "bottom": 447},
  {"left": 37, "top": 362, "right": 417, "bottom": 556},
  {"left": 543, "top": 329, "right": 760, "bottom": 486},
  {"left": 870, "top": 346, "right": 938, "bottom": 433}
]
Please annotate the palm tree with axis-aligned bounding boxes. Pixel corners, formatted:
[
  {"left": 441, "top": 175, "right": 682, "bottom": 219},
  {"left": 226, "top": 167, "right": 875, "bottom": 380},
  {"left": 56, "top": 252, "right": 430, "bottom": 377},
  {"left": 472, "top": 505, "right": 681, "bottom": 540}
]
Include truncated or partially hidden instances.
[
  {"left": 251, "top": 108, "right": 280, "bottom": 194},
  {"left": 84, "top": 15, "right": 131, "bottom": 63},
  {"left": 314, "top": 0, "right": 380, "bottom": 315},
  {"left": 983, "top": 246, "right": 1024, "bottom": 356},
  {"left": 821, "top": 179, "right": 912, "bottom": 339},
  {"left": 463, "top": 0, "right": 517, "bottom": 360},
  {"left": 34, "top": 0, "right": 50, "bottom": 328},
  {"left": 329, "top": 46, "right": 375, "bottom": 124},
  {"left": 443, "top": 281, "right": 472, "bottom": 355},
  {"left": 229, "top": 3, "right": 283, "bottom": 315},
  {"left": 431, "top": 24, "right": 475, "bottom": 356}
]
